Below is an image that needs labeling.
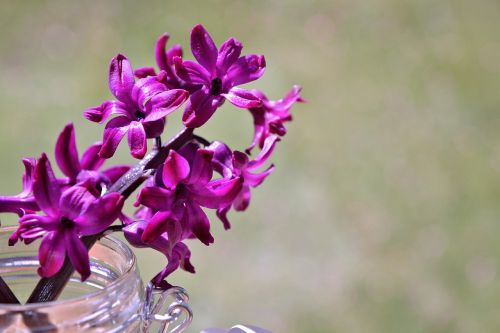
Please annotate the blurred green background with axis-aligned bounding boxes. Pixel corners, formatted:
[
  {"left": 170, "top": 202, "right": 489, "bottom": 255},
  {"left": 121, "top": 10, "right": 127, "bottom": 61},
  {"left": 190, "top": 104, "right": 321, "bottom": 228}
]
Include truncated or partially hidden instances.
[{"left": 1, "top": 0, "right": 500, "bottom": 332}]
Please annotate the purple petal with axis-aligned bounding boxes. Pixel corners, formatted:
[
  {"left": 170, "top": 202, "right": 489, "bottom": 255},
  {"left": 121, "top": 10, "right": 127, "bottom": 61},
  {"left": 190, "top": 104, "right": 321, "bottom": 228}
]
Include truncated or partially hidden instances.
[
  {"left": 192, "top": 177, "right": 243, "bottom": 209},
  {"left": 174, "top": 242, "right": 195, "bottom": 273},
  {"left": 21, "top": 157, "right": 37, "bottom": 195},
  {"left": 80, "top": 142, "right": 105, "bottom": 171},
  {"left": 166, "top": 44, "right": 183, "bottom": 66},
  {"left": 177, "top": 142, "right": 199, "bottom": 165},
  {"left": 144, "top": 89, "right": 188, "bottom": 122},
  {"left": 185, "top": 201, "right": 214, "bottom": 245},
  {"left": 216, "top": 38, "right": 243, "bottom": 76},
  {"left": 0, "top": 196, "right": 39, "bottom": 216},
  {"left": 247, "top": 135, "right": 279, "bottom": 170},
  {"left": 127, "top": 121, "right": 147, "bottom": 159},
  {"left": 38, "top": 231, "right": 65, "bottom": 278},
  {"left": 135, "top": 186, "right": 175, "bottom": 211},
  {"left": 216, "top": 205, "right": 232, "bottom": 230},
  {"left": 108, "top": 54, "right": 135, "bottom": 103},
  {"left": 232, "top": 151, "right": 249, "bottom": 171},
  {"left": 208, "top": 141, "right": 234, "bottom": 178},
  {"left": 245, "top": 164, "right": 275, "bottom": 187},
  {"left": 141, "top": 211, "right": 177, "bottom": 244},
  {"left": 190, "top": 24, "right": 218, "bottom": 74},
  {"left": 75, "top": 193, "right": 124, "bottom": 235},
  {"left": 162, "top": 150, "right": 190, "bottom": 189},
  {"left": 18, "top": 214, "right": 59, "bottom": 231},
  {"left": 134, "top": 205, "right": 154, "bottom": 222},
  {"left": 173, "top": 58, "right": 212, "bottom": 85},
  {"left": 75, "top": 170, "right": 109, "bottom": 190},
  {"left": 182, "top": 89, "right": 223, "bottom": 128},
  {"left": 134, "top": 67, "right": 157, "bottom": 78},
  {"left": 123, "top": 220, "right": 149, "bottom": 248},
  {"left": 222, "top": 87, "right": 262, "bottom": 108},
  {"left": 269, "top": 85, "right": 304, "bottom": 112},
  {"left": 99, "top": 116, "right": 130, "bottom": 159},
  {"left": 131, "top": 75, "right": 168, "bottom": 109},
  {"left": 152, "top": 255, "right": 179, "bottom": 287},
  {"left": 33, "top": 153, "right": 61, "bottom": 216},
  {"left": 155, "top": 33, "right": 170, "bottom": 72},
  {"left": 269, "top": 119, "right": 287, "bottom": 136},
  {"left": 14, "top": 227, "right": 47, "bottom": 245},
  {"left": 233, "top": 186, "right": 251, "bottom": 211},
  {"left": 101, "top": 165, "right": 130, "bottom": 184},
  {"left": 186, "top": 149, "right": 213, "bottom": 186},
  {"left": 226, "top": 55, "right": 266, "bottom": 87},
  {"left": 156, "top": 33, "right": 182, "bottom": 81},
  {"left": 84, "top": 100, "right": 130, "bottom": 124},
  {"left": 65, "top": 231, "right": 91, "bottom": 281},
  {"left": 55, "top": 123, "right": 81, "bottom": 179},
  {"left": 246, "top": 107, "right": 266, "bottom": 153},
  {"left": 59, "top": 183, "right": 98, "bottom": 220},
  {"left": 143, "top": 118, "right": 165, "bottom": 138}
]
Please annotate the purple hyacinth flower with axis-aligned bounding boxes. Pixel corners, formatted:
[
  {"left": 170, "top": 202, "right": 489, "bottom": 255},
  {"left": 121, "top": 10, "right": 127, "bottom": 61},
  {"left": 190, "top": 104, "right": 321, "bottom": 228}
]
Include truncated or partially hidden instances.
[
  {"left": 123, "top": 220, "right": 195, "bottom": 289},
  {"left": 135, "top": 147, "right": 243, "bottom": 246},
  {"left": 55, "top": 123, "right": 130, "bottom": 189},
  {"left": 246, "top": 85, "right": 304, "bottom": 153},
  {"left": 11, "top": 153, "right": 124, "bottom": 280},
  {"left": 134, "top": 33, "right": 200, "bottom": 93},
  {"left": 0, "top": 158, "right": 39, "bottom": 216},
  {"left": 134, "top": 33, "right": 180, "bottom": 81},
  {"left": 84, "top": 54, "right": 189, "bottom": 159},
  {"left": 209, "top": 136, "right": 279, "bottom": 230},
  {"left": 174, "top": 24, "right": 266, "bottom": 128}
]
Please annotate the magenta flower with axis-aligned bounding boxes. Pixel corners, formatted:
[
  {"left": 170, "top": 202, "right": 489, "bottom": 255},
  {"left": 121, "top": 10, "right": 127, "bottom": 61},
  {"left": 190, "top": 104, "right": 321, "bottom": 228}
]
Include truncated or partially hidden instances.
[
  {"left": 134, "top": 33, "right": 200, "bottom": 93},
  {"left": 85, "top": 54, "right": 189, "bottom": 159},
  {"left": 174, "top": 24, "right": 265, "bottom": 128},
  {"left": 124, "top": 220, "right": 195, "bottom": 289},
  {"left": 55, "top": 123, "right": 130, "bottom": 188},
  {"left": 246, "top": 85, "right": 304, "bottom": 153},
  {"left": 0, "top": 158, "right": 38, "bottom": 215},
  {"left": 134, "top": 33, "right": 180, "bottom": 81},
  {"left": 12, "top": 153, "right": 124, "bottom": 280},
  {"left": 209, "top": 136, "right": 278, "bottom": 229},
  {"left": 135, "top": 146, "right": 243, "bottom": 246}
]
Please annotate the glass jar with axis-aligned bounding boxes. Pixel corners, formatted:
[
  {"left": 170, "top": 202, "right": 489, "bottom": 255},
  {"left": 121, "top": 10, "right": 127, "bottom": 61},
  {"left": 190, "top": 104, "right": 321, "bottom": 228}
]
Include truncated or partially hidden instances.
[{"left": 0, "top": 227, "right": 192, "bottom": 333}]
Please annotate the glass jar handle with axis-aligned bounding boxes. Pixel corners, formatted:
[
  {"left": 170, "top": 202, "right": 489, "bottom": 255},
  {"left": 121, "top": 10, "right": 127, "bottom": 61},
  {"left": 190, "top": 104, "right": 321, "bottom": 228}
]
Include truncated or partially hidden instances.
[{"left": 142, "top": 283, "right": 193, "bottom": 333}]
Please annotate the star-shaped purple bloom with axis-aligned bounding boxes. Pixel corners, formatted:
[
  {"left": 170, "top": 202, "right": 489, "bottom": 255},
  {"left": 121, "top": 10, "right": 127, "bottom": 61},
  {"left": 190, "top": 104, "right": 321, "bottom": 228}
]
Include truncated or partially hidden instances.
[
  {"left": 174, "top": 24, "right": 266, "bottom": 128},
  {"left": 85, "top": 54, "right": 189, "bottom": 159},
  {"left": 246, "top": 85, "right": 304, "bottom": 153},
  {"left": 135, "top": 146, "right": 243, "bottom": 246},
  {"left": 11, "top": 153, "right": 124, "bottom": 280},
  {"left": 134, "top": 33, "right": 200, "bottom": 93},
  {"left": 123, "top": 220, "right": 195, "bottom": 289},
  {"left": 208, "top": 136, "right": 279, "bottom": 230}
]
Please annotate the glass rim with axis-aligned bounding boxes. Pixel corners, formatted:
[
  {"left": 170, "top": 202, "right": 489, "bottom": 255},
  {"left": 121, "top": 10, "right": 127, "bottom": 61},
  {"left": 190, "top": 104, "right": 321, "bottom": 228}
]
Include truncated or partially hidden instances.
[{"left": 0, "top": 226, "right": 137, "bottom": 310}]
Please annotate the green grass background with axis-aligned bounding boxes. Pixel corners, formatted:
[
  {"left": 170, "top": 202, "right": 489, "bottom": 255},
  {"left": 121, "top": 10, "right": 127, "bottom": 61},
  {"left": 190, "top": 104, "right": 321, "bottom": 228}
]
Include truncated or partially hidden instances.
[{"left": 1, "top": 0, "right": 500, "bottom": 332}]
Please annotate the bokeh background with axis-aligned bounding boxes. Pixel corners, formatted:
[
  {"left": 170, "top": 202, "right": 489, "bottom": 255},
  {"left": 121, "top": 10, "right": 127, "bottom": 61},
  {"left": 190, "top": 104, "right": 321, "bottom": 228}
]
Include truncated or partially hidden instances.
[{"left": 1, "top": 0, "right": 500, "bottom": 332}]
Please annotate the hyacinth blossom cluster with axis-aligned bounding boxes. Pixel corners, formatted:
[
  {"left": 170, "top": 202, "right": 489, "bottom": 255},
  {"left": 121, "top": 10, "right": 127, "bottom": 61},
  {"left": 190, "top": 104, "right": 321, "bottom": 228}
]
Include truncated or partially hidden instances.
[{"left": 0, "top": 24, "right": 302, "bottom": 295}]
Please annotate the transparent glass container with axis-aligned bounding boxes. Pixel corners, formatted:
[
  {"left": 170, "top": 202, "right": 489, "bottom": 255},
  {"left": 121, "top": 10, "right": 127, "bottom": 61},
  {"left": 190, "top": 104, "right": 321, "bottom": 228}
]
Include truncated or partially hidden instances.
[{"left": 0, "top": 227, "right": 192, "bottom": 333}]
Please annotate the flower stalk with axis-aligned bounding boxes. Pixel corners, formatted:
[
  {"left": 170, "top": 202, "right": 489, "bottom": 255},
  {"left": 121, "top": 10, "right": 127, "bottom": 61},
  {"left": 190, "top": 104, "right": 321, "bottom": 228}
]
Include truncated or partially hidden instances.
[{"left": 0, "top": 24, "right": 303, "bottom": 305}]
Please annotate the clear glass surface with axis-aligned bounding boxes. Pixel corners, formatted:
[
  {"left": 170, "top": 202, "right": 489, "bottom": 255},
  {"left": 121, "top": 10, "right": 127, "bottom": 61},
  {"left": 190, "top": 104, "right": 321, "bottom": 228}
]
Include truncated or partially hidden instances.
[{"left": 0, "top": 227, "right": 144, "bottom": 332}]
